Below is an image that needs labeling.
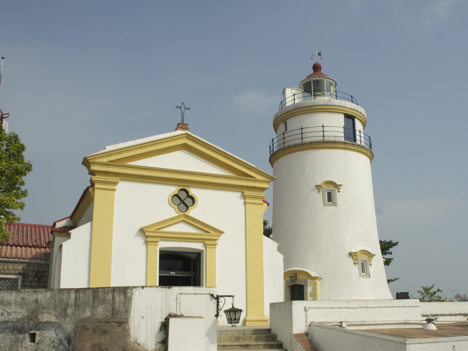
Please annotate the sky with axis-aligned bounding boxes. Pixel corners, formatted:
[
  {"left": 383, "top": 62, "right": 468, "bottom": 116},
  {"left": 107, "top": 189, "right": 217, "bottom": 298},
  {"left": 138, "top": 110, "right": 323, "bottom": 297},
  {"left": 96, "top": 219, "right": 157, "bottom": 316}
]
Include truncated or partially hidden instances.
[{"left": 0, "top": 0, "right": 467, "bottom": 298}]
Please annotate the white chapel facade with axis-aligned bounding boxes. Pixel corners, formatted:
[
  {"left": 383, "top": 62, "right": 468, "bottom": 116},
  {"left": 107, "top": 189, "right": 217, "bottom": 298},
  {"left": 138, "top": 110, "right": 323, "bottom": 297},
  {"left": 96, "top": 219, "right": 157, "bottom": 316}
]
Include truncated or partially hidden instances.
[{"left": 49, "top": 126, "right": 283, "bottom": 326}]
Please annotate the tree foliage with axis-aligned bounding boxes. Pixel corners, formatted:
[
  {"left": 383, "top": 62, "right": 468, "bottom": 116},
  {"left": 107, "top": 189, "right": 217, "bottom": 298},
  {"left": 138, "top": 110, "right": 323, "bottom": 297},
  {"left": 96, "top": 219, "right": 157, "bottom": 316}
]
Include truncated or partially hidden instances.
[
  {"left": 450, "top": 292, "right": 468, "bottom": 302},
  {"left": 263, "top": 220, "right": 272, "bottom": 238},
  {"left": 0, "top": 126, "right": 32, "bottom": 242},
  {"left": 415, "top": 284, "right": 447, "bottom": 302},
  {"left": 379, "top": 239, "right": 399, "bottom": 284}
]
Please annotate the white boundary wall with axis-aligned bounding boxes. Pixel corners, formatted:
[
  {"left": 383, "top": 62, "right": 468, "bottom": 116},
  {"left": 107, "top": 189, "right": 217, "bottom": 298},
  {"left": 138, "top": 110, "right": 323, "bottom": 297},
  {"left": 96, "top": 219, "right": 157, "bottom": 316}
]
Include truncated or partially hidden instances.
[
  {"left": 129, "top": 287, "right": 217, "bottom": 351},
  {"left": 420, "top": 302, "right": 468, "bottom": 322},
  {"left": 309, "top": 323, "right": 468, "bottom": 351},
  {"left": 270, "top": 300, "right": 424, "bottom": 350}
]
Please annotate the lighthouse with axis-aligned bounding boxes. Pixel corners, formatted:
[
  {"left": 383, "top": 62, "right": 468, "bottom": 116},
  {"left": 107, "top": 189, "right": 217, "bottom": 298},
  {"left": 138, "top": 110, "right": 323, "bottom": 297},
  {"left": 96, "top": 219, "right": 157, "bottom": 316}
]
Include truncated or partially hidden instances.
[{"left": 271, "top": 62, "right": 393, "bottom": 301}]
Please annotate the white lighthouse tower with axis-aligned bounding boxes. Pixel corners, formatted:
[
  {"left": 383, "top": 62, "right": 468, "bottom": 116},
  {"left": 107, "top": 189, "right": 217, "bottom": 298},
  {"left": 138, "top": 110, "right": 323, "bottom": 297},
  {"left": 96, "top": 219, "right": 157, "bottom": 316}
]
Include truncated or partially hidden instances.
[{"left": 271, "top": 62, "right": 393, "bottom": 301}]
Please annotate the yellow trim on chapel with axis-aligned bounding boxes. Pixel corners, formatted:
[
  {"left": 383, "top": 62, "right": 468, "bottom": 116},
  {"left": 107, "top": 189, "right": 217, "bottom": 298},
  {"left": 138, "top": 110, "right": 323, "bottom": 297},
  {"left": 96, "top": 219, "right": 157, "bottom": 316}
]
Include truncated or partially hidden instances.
[
  {"left": 89, "top": 176, "right": 119, "bottom": 288},
  {"left": 71, "top": 187, "right": 94, "bottom": 226},
  {"left": 83, "top": 133, "right": 274, "bottom": 181},
  {"left": 243, "top": 191, "right": 269, "bottom": 326},
  {"left": 140, "top": 214, "right": 224, "bottom": 287},
  {"left": 349, "top": 250, "right": 376, "bottom": 267},
  {"left": 168, "top": 186, "right": 198, "bottom": 215},
  {"left": 273, "top": 105, "right": 367, "bottom": 132}
]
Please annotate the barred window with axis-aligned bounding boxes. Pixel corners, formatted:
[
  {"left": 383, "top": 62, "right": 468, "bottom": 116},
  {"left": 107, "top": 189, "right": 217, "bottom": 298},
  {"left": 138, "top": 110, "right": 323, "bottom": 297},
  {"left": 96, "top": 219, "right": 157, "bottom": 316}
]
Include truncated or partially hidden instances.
[{"left": 0, "top": 276, "right": 21, "bottom": 290}]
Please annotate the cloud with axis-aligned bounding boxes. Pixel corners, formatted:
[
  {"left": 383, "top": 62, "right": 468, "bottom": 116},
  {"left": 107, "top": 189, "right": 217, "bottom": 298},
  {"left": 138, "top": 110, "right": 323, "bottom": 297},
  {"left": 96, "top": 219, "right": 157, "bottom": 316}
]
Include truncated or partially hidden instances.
[
  {"left": 233, "top": 89, "right": 278, "bottom": 113},
  {"left": 422, "top": 0, "right": 463, "bottom": 26}
]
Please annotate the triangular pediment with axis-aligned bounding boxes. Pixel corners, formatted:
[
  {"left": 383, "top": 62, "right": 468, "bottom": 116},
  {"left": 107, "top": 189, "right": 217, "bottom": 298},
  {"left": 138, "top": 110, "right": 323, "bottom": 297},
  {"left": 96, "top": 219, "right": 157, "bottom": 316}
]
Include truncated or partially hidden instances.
[
  {"left": 83, "top": 132, "right": 274, "bottom": 181},
  {"left": 141, "top": 214, "right": 224, "bottom": 243}
]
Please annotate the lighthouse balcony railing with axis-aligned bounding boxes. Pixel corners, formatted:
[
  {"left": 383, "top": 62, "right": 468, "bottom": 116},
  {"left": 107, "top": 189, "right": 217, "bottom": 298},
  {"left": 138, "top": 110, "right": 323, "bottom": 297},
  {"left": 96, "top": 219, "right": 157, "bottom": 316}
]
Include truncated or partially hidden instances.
[
  {"left": 279, "top": 90, "right": 359, "bottom": 110},
  {"left": 269, "top": 126, "right": 372, "bottom": 155}
]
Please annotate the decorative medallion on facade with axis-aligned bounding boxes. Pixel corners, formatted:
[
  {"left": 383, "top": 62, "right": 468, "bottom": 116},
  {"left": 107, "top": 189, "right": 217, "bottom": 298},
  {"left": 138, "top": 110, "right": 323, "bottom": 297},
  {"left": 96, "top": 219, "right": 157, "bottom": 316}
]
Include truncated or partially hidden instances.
[{"left": 169, "top": 187, "right": 198, "bottom": 215}]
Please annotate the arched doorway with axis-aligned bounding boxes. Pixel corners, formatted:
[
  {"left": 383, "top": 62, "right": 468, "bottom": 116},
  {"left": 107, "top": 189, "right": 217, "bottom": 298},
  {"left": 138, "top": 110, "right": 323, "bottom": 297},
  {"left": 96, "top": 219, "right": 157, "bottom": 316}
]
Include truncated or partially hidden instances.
[
  {"left": 290, "top": 284, "right": 305, "bottom": 301},
  {"left": 159, "top": 251, "right": 201, "bottom": 286}
]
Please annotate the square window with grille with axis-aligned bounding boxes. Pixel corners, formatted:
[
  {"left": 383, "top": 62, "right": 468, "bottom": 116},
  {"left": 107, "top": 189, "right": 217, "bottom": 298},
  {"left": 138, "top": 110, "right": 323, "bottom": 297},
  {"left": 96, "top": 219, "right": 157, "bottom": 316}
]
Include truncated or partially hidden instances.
[{"left": 0, "top": 276, "right": 21, "bottom": 290}]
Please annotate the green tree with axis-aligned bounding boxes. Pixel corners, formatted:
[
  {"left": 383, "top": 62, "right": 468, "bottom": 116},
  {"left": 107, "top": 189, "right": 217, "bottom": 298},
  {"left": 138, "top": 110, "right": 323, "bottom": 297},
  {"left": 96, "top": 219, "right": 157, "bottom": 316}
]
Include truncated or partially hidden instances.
[
  {"left": 415, "top": 284, "right": 447, "bottom": 302},
  {"left": 0, "top": 125, "right": 32, "bottom": 242},
  {"left": 263, "top": 220, "right": 272, "bottom": 238},
  {"left": 450, "top": 292, "right": 468, "bottom": 302},
  {"left": 380, "top": 239, "right": 399, "bottom": 283}
]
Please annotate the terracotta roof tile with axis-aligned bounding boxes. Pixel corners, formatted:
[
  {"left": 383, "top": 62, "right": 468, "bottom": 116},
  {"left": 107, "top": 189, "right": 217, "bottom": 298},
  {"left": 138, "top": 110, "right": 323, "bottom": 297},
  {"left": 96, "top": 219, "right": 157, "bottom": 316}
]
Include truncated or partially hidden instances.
[{"left": 1, "top": 223, "right": 53, "bottom": 260}]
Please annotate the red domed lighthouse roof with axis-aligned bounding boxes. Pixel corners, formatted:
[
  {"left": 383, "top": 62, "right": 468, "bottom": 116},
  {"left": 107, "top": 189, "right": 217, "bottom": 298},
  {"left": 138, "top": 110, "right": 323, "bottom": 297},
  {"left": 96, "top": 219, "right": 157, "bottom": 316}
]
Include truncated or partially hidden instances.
[{"left": 306, "top": 62, "right": 329, "bottom": 78}]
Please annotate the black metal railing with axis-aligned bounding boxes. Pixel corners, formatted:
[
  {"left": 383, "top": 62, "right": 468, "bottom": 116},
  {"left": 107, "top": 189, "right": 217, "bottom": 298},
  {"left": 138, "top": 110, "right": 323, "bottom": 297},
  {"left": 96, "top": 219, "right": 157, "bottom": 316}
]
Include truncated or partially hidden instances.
[
  {"left": 269, "top": 125, "right": 372, "bottom": 155},
  {"left": 279, "top": 90, "right": 358, "bottom": 110}
]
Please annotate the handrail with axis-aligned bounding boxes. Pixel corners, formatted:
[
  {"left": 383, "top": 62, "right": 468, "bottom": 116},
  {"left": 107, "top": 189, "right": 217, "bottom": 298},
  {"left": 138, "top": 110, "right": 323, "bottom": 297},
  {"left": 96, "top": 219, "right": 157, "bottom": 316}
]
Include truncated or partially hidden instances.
[
  {"left": 279, "top": 90, "right": 358, "bottom": 110},
  {"left": 269, "top": 125, "right": 372, "bottom": 155}
]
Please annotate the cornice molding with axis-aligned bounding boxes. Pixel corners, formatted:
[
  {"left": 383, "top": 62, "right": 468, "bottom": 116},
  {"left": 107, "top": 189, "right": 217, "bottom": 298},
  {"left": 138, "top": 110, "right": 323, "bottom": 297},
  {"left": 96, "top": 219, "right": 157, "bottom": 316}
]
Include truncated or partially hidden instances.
[
  {"left": 316, "top": 181, "right": 342, "bottom": 193},
  {"left": 273, "top": 105, "right": 367, "bottom": 132},
  {"left": 243, "top": 191, "right": 267, "bottom": 205},
  {"left": 91, "top": 177, "right": 120, "bottom": 191},
  {"left": 141, "top": 214, "right": 224, "bottom": 245},
  {"left": 88, "top": 161, "right": 272, "bottom": 193},
  {"left": 269, "top": 141, "right": 374, "bottom": 166},
  {"left": 349, "top": 250, "right": 376, "bottom": 267},
  {"left": 83, "top": 133, "right": 275, "bottom": 181}
]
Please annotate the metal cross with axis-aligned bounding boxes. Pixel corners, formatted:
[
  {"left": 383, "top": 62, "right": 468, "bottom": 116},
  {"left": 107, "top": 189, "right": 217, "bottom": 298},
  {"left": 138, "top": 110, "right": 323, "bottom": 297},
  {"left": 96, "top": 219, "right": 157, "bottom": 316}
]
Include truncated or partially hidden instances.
[{"left": 176, "top": 102, "right": 190, "bottom": 123}]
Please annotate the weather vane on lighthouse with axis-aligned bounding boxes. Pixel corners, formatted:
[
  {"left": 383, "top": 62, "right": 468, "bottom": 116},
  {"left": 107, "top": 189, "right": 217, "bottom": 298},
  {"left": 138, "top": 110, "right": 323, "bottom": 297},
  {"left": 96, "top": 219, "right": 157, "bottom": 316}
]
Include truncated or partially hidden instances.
[
  {"left": 176, "top": 102, "right": 190, "bottom": 124},
  {"left": 311, "top": 45, "right": 322, "bottom": 62}
]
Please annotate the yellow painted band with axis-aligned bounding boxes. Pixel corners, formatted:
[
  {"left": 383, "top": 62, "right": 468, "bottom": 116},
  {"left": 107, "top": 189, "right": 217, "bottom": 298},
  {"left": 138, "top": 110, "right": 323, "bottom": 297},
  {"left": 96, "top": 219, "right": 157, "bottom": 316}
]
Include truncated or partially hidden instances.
[
  {"left": 269, "top": 141, "right": 374, "bottom": 166},
  {"left": 243, "top": 191, "right": 269, "bottom": 326},
  {"left": 273, "top": 105, "right": 367, "bottom": 132},
  {"left": 89, "top": 177, "right": 119, "bottom": 288},
  {"left": 88, "top": 161, "right": 272, "bottom": 193}
]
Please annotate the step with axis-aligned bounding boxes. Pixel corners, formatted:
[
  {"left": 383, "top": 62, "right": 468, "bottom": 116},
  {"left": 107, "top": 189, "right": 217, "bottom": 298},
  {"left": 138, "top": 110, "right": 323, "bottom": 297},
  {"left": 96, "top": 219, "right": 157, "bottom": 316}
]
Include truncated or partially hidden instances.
[
  {"left": 217, "top": 341, "right": 284, "bottom": 350},
  {"left": 218, "top": 326, "right": 272, "bottom": 336},
  {"left": 218, "top": 334, "right": 277, "bottom": 343}
]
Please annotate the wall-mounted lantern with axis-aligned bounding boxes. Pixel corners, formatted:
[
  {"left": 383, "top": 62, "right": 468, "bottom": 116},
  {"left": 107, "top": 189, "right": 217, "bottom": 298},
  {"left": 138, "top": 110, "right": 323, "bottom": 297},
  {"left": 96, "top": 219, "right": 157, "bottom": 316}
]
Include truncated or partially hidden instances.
[
  {"left": 211, "top": 294, "right": 243, "bottom": 327},
  {"left": 289, "top": 273, "right": 297, "bottom": 283}
]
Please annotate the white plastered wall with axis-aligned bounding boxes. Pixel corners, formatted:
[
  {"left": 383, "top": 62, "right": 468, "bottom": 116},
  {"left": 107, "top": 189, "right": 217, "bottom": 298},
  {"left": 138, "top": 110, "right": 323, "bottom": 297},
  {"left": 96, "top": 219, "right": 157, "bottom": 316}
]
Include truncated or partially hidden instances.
[
  {"left": 60, "top": 222, "right": 92, "bottom": 288},
  {"left": 273, "top": 149, "right": 392, "bottom": 300},
  {"left": 49, "top": 236, "right": 68, "bottom": 289},
  {"left": 77, "top": 201, "right": 94, "bottom": 226},
  {"left": 128, "top": 150, "right": 234, "bottom": 175},
  {"left": 263, "top": 236, "right": 284, "bottom": 319},
  {"left": 111, "top": 180, "right": 248, "bottom": 326}
]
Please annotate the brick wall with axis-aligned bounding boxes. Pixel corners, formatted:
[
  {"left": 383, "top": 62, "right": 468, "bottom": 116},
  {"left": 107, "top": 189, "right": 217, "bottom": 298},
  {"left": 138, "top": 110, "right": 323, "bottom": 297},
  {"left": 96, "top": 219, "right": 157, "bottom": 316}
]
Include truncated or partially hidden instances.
[{"left": 0, "top": 261, "right": 49, "bottom": 289}]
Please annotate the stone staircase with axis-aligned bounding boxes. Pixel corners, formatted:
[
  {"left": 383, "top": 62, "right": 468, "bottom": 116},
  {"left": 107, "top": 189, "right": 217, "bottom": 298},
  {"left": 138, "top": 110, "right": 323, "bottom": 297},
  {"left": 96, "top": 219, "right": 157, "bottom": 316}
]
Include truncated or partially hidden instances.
[{"left": 217, "top": 326, "right": 285, "bottom": 350}]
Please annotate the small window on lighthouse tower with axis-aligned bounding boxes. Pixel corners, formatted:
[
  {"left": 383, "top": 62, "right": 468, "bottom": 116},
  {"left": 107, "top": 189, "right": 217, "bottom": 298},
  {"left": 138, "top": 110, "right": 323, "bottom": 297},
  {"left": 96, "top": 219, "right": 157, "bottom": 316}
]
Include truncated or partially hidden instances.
[
  {"left": 359, "top": 258, "right": 370, "bottom": 278},
  {"left": 322, "top": 187, "right": 337, "bottom": 206}
]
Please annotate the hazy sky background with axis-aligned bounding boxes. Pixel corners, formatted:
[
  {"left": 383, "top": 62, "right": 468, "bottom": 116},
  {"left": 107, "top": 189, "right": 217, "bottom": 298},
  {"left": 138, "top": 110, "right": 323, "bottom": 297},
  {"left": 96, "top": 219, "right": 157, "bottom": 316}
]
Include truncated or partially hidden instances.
[{"left": 1, "top": 0, "right": 467, "bottom": 298}]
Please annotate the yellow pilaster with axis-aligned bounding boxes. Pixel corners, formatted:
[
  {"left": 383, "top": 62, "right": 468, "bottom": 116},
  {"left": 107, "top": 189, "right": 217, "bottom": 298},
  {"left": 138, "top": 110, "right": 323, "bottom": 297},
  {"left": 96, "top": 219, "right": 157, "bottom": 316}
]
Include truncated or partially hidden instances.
[
  {"left": 205, "top": 242, "right": 217, "bottom": 287},
  {"left": 146, "top": 238, "right": 160, "bottom": 286},
  {"left": 89, "top": 176, "right": 119, "bottom": 288},
  {"left": 243, "top": 191, "right": 269, "bottom": 326}
]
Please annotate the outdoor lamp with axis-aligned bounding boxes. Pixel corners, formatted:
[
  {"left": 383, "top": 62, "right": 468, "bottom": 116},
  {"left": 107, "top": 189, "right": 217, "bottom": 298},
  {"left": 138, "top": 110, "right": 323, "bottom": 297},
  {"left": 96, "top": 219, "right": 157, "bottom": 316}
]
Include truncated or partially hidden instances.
[
  {"left": 289, "top": 273, "right": 297, "bottom": 283},
  {"left": 224, "top": 303, "right": 243, "bottom": 326},
  {"left": 211, "top": 294, "right": 242, "bottom": 326}
]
